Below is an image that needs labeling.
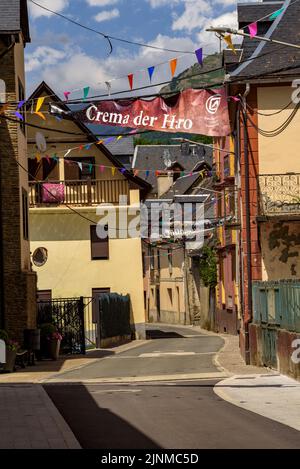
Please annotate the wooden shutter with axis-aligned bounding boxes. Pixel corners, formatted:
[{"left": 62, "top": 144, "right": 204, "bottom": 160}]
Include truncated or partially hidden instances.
[
  {"left": 64, "top": 159, "right": 80, "bottom": 180},
  {"left": 90, "top": 225, "right": 109, "bottom": 259},
  {"left": 43, "top": 159, "right": 59, "bottom": 181}
]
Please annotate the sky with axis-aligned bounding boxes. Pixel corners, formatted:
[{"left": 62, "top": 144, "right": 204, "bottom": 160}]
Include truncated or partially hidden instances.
[{"left": 26, "top": 0, "right": 240, "bottom": 98}]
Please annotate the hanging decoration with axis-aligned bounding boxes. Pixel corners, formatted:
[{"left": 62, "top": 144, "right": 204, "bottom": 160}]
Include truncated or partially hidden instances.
[
  {"left": 64, "top": 91, "right": 71, "bottom": 101},
  {"left": 223, "top": 35, "right": 237, "bottom": 54},
  {"left": 269, "top": 8, "right": 284, "bottom": 20},
  {"left": 83, "top": 86, "right": 90, "bottom": 100},
  {"left": 128, "top": 73, "right": 134, "bottom": 90},
  {"left": 169, "top": 58, "right": 178, "bottom": 78},
  {"left": 248, "top": 22, "right": 258, "bottom": 38},
  {"left": 195, "top": 48, "right": 203, "bottom": 66},
  {"left": 147, "top": 66, "right": 155, "bottom": 82},
  {"left": 34, "top": 97, "right": 46, "bottom": 120}
]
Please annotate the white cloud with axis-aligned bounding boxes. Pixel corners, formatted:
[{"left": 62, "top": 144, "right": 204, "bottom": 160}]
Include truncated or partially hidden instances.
[
  {"left": 172, "top": 0, "right": 213, "bottom": 32},
  {"left": 94, "top": 8, "right": 120, "bottom": 22},
  {"left": 197, "top": 11, "right": 238, "bottom": 53},
  {"left": 29, "top": 0, "right": 69, "bottom": 19},
  {"left": 26, "top": 34, "right": 197, "bottom": 97},
  {"left": 25, "top": 46, "right": 67, "bottom": 72},
  {"left": 86, "top": 0, "right": 119, "bottom": 5},
  {"left": 148, "top": 0, "right": 180, "bottom": 7}
]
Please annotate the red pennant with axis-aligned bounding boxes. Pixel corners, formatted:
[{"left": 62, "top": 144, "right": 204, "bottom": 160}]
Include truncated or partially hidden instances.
[{"left": 128, "top": 74, "right": 134, "bottom": 90}]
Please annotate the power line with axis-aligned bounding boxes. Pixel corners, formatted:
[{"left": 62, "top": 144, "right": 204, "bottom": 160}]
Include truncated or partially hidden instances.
[{"left": 29, "top": 0, "right": 195, "bottom": 55}]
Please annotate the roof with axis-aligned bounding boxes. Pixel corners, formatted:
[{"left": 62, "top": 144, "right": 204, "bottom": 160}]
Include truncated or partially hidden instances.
[
  {"left": 132, "top": 144, "right": 213, "bottom": 195},
  {"left": 231, "top": 0, "right": 300, "bottom": 79},
  {"left": 237, "top": 1, "right": 284, "bottom": 24},
  {"left": 26, "top": 81, "right": 151, "bottom": 193},
  {"left": 104, "top": 135, "right": 134, "bottom": 156},
  {"left": 0, "top": 0, "right": 30, "bottom": 43}
]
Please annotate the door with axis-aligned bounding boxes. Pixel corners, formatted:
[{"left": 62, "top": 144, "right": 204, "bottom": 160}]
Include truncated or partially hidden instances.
[
  {"left": 92, "top": 288, "right": 110, "bottom": 348},
  {"left": 156, "top": 287, "right": 160, "bottom": 322}
]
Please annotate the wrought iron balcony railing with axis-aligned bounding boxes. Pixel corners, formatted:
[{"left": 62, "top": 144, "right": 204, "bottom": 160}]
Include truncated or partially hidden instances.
[
  {"left": 29, "top": 179, "right": 129, "bottom": 207},
  {"left": 258, "top": 173, "right": 300, "bottom": 216}
]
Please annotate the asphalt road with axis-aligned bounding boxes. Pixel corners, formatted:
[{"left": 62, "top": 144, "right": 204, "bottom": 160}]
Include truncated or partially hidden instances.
[
  {"left": 44, "top": 324, "right": 300, "bottom": 449},
  {"left": 49, "top": 324, "right": 225, "bottom": 381}
]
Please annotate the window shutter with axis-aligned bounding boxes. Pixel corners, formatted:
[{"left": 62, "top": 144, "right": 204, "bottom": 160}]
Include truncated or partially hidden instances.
[{"left": 90, "top": 225, "right": 109, "bottom": 259}]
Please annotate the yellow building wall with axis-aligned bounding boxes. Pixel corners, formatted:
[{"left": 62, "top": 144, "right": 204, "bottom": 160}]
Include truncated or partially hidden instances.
[
  {"left": 257, "top": 86, "right": 300, "bottom": 282},
  {"left": 257, "top": 86, "right": 300, "bottom": 174},
  {"left": 30, "top": 206, "right": 146, "bottom": 336}
]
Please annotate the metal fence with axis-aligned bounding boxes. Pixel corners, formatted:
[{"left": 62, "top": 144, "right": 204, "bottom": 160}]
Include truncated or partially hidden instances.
[{"left": 252, "top": 280, "right": 300, "bottom": 333}]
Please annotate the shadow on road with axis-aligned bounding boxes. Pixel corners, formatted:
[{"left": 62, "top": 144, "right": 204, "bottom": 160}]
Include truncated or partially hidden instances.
[
  {"left": 44, "top": 384, "right": 160, "bottom": 449},
  {"left": 146, "top": 329, "right": 185, "bottom": 339}
]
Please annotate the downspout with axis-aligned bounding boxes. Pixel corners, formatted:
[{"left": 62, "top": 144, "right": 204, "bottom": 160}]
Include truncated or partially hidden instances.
[
  {"left": 242, "top": 83, "right": 252, "bottom": 365},
  {"left": 236, "top": 101, "right": 243, "bottom": 329}
]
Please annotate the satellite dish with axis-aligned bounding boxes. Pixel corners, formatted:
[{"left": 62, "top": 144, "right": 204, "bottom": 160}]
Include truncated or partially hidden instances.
[
  {"left": 32, "top": 247, "right": 48, "bottom": 267},
  {"left": 35, "top": 132, "right": 47, "bottom": 152}
]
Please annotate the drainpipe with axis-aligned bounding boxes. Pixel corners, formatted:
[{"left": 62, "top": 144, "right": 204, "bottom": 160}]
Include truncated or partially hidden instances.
[{"left": 242, "top": 83, "right": 252, "bottom": 365}]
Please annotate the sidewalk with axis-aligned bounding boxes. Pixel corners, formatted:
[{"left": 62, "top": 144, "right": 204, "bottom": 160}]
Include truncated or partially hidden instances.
[{"left": 0, "top": 384, "right": 80, "bottom": 449}]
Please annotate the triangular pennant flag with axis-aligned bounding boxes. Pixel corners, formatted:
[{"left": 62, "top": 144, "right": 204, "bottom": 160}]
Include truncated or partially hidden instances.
[
  {"left": 128, "top": 74, "right": 134, "bottom": 90},
  {"left": 116, "top": 135, "right": 123, "bottom": 141},
  {"left": 120, "top": 168, "right": 126, "bottom": 175},
  {"left": 105, "top": 81, "right": 111, "bottom": 95},
  {"left": 64, "top": 91, "right": 71, "bottom": 101},
  {"left": 78, "top": 162, "right": 82, "bottom": 171},
  {"left": 100, "top": 165, "right": 105, "bottom": 173},
  {"left": 85, "top": 144, "right": 92, "bottom": 150},
  {"left": 145, "top": 170, "right": 150, "bottom": 178},
  {"left": 15, "top": 111, "right": 24, "bottom": 120},
  {"left": 189, "top": 171, "right": 193, "bottom": 177},
  {"left": 155, "top": 170, "right": 160, "bottom": 177},
  {"left": 269, "top": 8, "right": 284, "bottom": 20},
  {"left": 52, "top": 154, "right": 58, "bottom": 162},
  {"left": 105, "top": 137, "right": 115, "bottom": 144},
  {"left": 64, "top": 149, "right": 71, "bottom": 158},
  {"left": 97, "top": 139, "right": 104, "bottom": 145},
  {"left": 17, "top": 100, "right": 26, "bottom": 109},
  {"left": 83, "top": 86, "right": 90, "bottom": 100},
  {"left": 111, "top": 167, "right": 116, "bottom": 176},
  {"left": 223, "top": 35, "right": 237, "bottom": 54},
  {"left": 170, "top": 58, "right": 177, "bottom": 78},
  {"left": 180, "top": 171, "right": 185, "bottom": 177},
  {"left": 195, "top": 48, "right": 203, "bottom": 66},
  {"left": 88, "top": 164, "right": 92, "bottom": 173},
  {"left": 248, "top": 22, "right": 258, "bottom": 38},
  {"left": 134, "top": 169, "right": 139, "bottom": 177},
  {"left": 79, "top": 145, "right": 83, "bottom": 151},
  {"left": 229, "top": 95, "right": 240, "bottom": 102},
  {"left": 34, "top": 97, "right": 46, "bottom": 120},
  {"left": 45, "top": 155, "right": 51, "bottom": 164},
  {"left": 36, "top": 153, "right": 41, "bottom": 162},
  {"left": 147, "top": 66, "right": 155, "bottom": 82}
]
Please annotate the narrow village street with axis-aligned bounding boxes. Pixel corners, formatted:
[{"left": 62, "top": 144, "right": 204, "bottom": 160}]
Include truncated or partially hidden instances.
[{"left": 40, "top": 324, "right": 300, "bottom": 449}]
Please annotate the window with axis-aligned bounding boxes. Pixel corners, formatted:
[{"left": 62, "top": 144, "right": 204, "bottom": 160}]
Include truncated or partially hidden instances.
[
  {"left": 90, "top": 225, "right": 109, "bottom": 260},
  {"left": 22, "top": 188, "right": 29, "bottom": 240},
  {"left": 65, "top": 157, "right": 95, "bottom": 180},
  {"left": 0, "top": 79, "right": 6, "bottom": 103},
  {"left": 18, "top": 79, "right": 25, "bottom": 134},
  {"left": 168, "top": 249, "right": 173, "bottom": 276},
  {"left": 167, "top": 288, "right": 173, "bottom": 306}
]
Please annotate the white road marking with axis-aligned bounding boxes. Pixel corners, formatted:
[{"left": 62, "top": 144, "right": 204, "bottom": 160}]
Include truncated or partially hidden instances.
[
  {"left": 138, "top": 352, "right": 196, "bottom": 358},
  {"left": 90, "top": 389, "right": 142, "bottom": 394}
]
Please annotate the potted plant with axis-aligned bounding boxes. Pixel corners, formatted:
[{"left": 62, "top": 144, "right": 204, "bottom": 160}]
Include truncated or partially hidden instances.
[
  {"left": 40, "top": 323, "right": 62, "bottom": 360},
  {"left": 0, "top": 330, "right": 19, "bottom": 372}
]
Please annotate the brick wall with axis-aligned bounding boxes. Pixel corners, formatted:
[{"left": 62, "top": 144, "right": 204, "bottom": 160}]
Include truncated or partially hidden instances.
[{"left": 0, "top": 38, "right": 37, "bottom": 342}]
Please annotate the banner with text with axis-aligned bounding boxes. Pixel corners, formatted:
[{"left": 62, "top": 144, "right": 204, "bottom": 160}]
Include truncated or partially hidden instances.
[{"left": 75, "top": 88, "right": 231, "bottom": 137}]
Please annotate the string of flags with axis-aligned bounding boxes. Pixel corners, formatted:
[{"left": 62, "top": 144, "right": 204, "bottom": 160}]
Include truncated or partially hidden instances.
[{"left": 221, "top": 6, "right": 286, "bottom": 54}]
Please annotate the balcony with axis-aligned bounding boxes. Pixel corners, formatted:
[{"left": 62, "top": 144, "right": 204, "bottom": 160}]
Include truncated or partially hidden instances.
[
  {"left": 258, "top": 173, "right": 300, "bottom": 217},
  {"left": 29, "top": 179, "right": 129, "bottom": 207}
]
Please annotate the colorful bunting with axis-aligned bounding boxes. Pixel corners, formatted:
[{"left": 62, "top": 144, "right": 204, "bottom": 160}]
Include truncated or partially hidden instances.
[
  {"left": 34, "top": 97, "right": 46, "bottom": 120},
  {"left": 169, "top": 58, "right": 177, "bottom": 78},
  {"left": 269, "top": 8, "right": 284, "bottom": 20},
  {"left": 229, "top": 96, "right": 240, "bottom": 102},
  {"left": 85, "top": 144, "right": 92, "bottom": 150},
  {"left": 88, "top": 164, "right": 93, "bottom": 173},
  {"left": 78, "top": 162, "right": 83, "bottom": 171},
  {"left": 64, "top": 149, "right": 71, "bottom": 158},
  {"left": 17, "top": 100, "right": 26, "bottom": 109},
  {"left": 248, "top": 22, "right": 258, "bottom": 39},
  {"left": 195, "top": 48, "right": 203, "bottom": 66},
  {"left": 120, "top": 168, "right": 126, "bottom": 175},
  {"left": 134, "top": 169, "right": 139, "bottom": 177},
  {"left": 97, "top": 139, "right": 104, "bottom": 145},
  {"left": 128, "top": 74, "right": 134, "bottom": 90},
  {"left": 116, "top": 135, "right": 123, "bottom": 141},
  {"left": 64, "top": 91, "right": 71, "bottom": 101},
  {"left": 145, "top": 170, "right": 150, "bottom": 178},
  {"left": 223, "top": 35, "right": 237, "bottom": 55},
  {"left": 155, "top": 170, "right": 160, "bottom": 177},
  {"left": 15, "top": 111, "right": 24, "bottom": 121},
  {"left": 83, "top": 86, "right": 90, "bottom": 100},
  {"left": 147, "top": 66, "right": 155, "bottom": 82},
  {"left": 100, "top": 165, "right": 105, "bottom": 172},
  {"left": 111, "top": 167, "right": 116, "bottom": 176}
]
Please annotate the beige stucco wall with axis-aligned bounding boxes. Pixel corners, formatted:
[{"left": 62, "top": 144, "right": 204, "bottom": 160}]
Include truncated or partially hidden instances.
[
  {"left": 257, "top": 86, "right": 300, "bottom": 174},
  {"left": 30, "top": 205, "right": 146, "bottom": 333}
]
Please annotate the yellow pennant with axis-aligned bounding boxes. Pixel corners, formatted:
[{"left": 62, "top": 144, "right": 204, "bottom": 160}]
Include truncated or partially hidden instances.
[
  {"left": 223, "top": 35, "right": 237, "bottom": 55},
  {"left": 36, "top": 153, "right": 41, "bottom": 162},
  {"left": 35, "top": 97, "right": 46, "bottom": 120},
  {"left": 97, "top": 140, "right": 104, "bottom": 145},
  {"left": 117, "top": 135, "right": 123, "bottom": 141},
  {"left": 111, "top": 167, "right": 116, "bottom": 176}
]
